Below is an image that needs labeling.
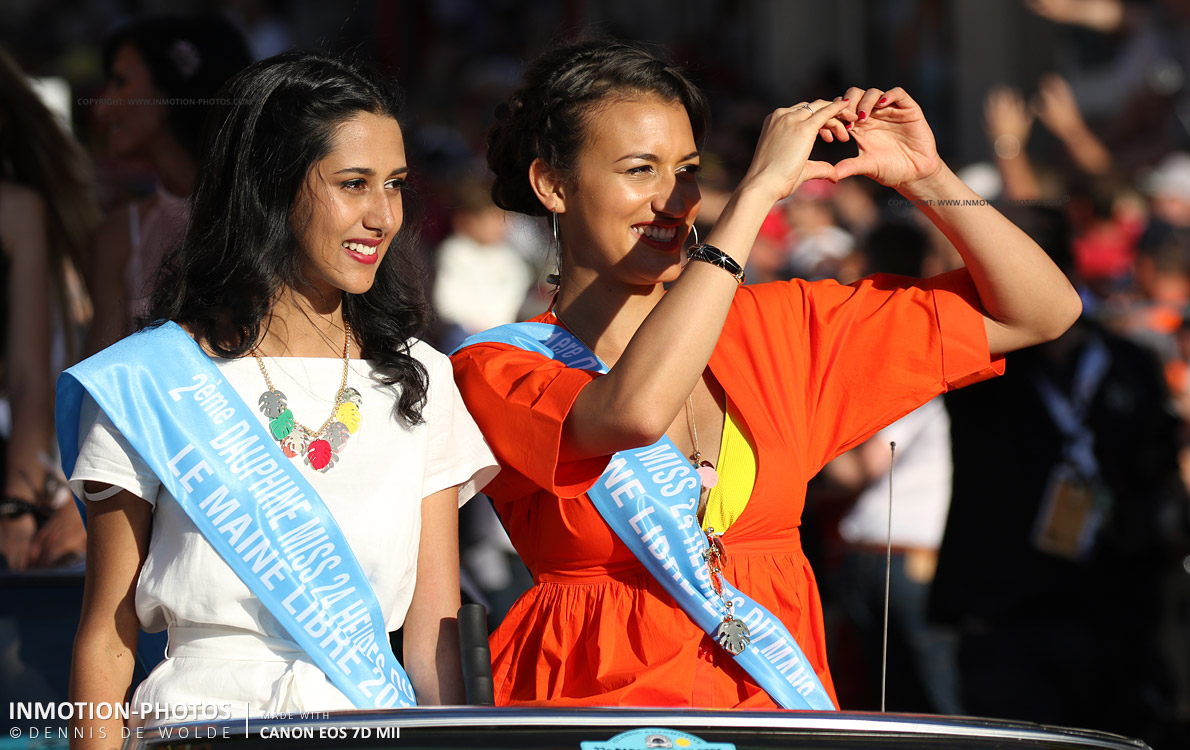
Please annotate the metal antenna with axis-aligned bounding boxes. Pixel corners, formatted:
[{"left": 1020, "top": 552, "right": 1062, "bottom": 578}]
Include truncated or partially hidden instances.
[{"left": 880, "top": 440, "right": 896, "bottom": 712}]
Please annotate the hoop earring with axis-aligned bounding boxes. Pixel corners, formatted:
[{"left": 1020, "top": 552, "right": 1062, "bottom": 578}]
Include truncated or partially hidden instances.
[
  {"left": 546, "top": 210, "right": 561, "bottom": 286},
  {"left": 682, "top": 223, "right": 699, "bottom": 266}
]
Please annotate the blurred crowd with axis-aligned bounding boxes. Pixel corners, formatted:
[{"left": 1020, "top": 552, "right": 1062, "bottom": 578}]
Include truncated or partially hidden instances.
[{"left": 1, "top": 0, "right": 1189, "bottom": 746}]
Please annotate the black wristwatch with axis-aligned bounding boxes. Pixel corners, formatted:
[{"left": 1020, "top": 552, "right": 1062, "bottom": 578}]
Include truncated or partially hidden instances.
[
  {"left": 0, "top": 497, "right": 35, "bottom": 519},
  {"left": 686, "top": 243, "right": 746, "bottom": 284}
]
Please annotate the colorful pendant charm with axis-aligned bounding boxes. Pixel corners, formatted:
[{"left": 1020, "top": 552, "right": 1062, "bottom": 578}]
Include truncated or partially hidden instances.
[
  {"left": 323, "top": 421, "right": 351, "bottom": 450},
  {"left": 269, "top": 409, "right": 295, "bottom": 441},
  {"left": 258, "top": 389, "right": 288, "bottom": 418},
  {"left": 281, "top": 431, "right": 308, "bottom": 458},
  {"left": 697, "top": 461, "right": 719, "bottom": 489},
  {"left": 252, "top": 323, "right": 358, "bottom": 473},
  {"left": 335, "top": 402, "right": 361, "bottom": 433},
  {"left": 307, "top": 439, "right": 334, "bottom": 472}
]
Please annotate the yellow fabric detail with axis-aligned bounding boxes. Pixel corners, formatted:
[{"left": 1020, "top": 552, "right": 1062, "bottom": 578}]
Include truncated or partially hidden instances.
[{"left": 701, "top": 397, "right": 757, "bottom": 532}]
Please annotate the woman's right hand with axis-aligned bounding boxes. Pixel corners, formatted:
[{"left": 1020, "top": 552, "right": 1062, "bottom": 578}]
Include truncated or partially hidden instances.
[{"left": 738, "top": 98, "right": 854, "bottom": 203}]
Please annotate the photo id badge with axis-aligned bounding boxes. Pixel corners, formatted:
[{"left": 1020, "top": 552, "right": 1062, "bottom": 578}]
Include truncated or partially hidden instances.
[{"left": 1032, "top": 464, "right": 1107, "bottom": 561}]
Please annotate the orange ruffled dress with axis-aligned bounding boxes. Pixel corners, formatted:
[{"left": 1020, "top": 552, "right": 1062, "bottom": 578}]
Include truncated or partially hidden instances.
[{"left": 451, "top": 270, "right": 1004, "bottom": 708}]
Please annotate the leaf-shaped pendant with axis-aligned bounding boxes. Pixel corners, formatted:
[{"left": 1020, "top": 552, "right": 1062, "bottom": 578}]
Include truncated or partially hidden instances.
[
  {"left": 307, "top": 439, "right": 333, "bottom": 471},
  {"left": 697, "top": 461, "right": 719, "bottom": 489},
  {"left": 340, "top": 386, "right": 363, "bottom": 407},
  {"left": 281, "top": 430, "right": 308, "bottom": 458},
  {"left": 716, "top": 617, "right": 751, "bottom": 655},
  {"left": 323, "top": 421, "right": 351, "bottom": 451},
  {"left": 335, "top": 402, "right": 361, "bottom": 433},
  {"left": 258, "top": 389, "right": 288, "bottom": 418},
  {"left": 269, "top": 408, "right": 295, "bottom": 440}
]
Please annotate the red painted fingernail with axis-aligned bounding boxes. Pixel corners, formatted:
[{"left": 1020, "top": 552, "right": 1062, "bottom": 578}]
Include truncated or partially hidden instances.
[
  {"left": 843, "top": 97, "right": 850, "bottom": 102},
  {"left": 879, "top": 97, "right": 887, "bottom": 104},
  {"left": 845, "top": 121, "right": 853, "bottom": 129},
  {"left": 859, "top": 111, "right": 867, "bottom": 120}
]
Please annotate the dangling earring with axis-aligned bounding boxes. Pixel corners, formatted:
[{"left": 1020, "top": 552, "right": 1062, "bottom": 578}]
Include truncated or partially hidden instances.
[
  {"left": 546, "top": 210, "right": 562, "bottom": 286},
  {"left": 683, "top": 223, "right": 699, "bottom": 264}
]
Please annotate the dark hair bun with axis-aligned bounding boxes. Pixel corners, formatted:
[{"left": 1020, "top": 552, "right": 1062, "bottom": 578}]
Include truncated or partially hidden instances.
[{"left": 487, "top": 39, "right": 709, "bottom": 218}]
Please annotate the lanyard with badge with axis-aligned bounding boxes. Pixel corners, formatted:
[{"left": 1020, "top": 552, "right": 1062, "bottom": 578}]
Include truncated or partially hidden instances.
[{"left": 1031, "top": 335, "right": 1112, "bottom": 561}]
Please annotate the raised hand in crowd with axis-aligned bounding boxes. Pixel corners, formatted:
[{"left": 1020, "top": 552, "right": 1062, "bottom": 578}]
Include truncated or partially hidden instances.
[
  {"left": 984, "top": 85, "right": 1042, "bottom": 200},
  {"left": 1033, "top": 73, "right": 1112, "bottom": 175}
]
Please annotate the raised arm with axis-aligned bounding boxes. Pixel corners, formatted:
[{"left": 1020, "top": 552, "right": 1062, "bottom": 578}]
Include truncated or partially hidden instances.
[
  {"left": 835, "top": 87, "right": 1082, "bottom": 355},
  {"left": 1033, "top": 73, "right": 1112, "bottom": 176}
]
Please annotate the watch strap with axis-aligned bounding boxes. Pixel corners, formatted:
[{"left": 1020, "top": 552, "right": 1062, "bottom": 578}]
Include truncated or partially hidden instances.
[{"left": 0, "top": 498, "right": 35, "bottom": 519}]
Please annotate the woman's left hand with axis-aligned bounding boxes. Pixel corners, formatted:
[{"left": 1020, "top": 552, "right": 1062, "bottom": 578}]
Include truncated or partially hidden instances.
[{"left": 832, "top": 87, "right": 943, "bottom": 192}]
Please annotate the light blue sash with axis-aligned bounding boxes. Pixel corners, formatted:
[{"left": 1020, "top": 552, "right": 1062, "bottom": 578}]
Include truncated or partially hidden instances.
[
  {"left": 457, "top": 323, "right": 835, "bottom": 710},
  {"left": 56, "top": 322, "right": 417, "bottom": 709}
]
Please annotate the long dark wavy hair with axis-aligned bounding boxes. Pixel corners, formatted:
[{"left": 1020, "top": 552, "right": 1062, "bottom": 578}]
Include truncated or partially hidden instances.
[
  {"left": 144, "top": 51, "right": 430, "bottom": 425},
  {"left": 487, "top": 38, "right": 710, "bottom": 217}
]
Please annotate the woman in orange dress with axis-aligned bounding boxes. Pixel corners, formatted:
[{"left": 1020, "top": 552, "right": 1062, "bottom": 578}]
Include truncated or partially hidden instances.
[{"left": 451, "top": 39, "right": 1082, "bottom": 709}]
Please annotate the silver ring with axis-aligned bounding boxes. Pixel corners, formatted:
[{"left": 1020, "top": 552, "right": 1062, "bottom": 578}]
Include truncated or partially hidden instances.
[{"left": 799, "top": 103, "right": 814, "bottom": 114}]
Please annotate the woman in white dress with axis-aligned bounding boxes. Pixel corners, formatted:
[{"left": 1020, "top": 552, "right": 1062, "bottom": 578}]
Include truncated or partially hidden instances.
[{"left": 64, "top": 51, "right": 496, "bottom": 747}]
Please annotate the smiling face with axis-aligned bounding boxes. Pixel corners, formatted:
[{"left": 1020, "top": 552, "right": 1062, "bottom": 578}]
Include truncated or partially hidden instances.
[
  {"left": 98, "top": 44, "right": 170, "bottom": 159},
  {"left": 553, "top": 95, "right": 701, "bottom": 287},
  {"left": 294, "top": 111, "right": 407, "bottom": 300}
]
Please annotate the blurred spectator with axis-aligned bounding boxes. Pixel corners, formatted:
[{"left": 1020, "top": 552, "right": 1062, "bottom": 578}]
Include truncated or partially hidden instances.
[
  {"left": 780, "top": 178, "right": 858, "bottom": 282},
  {"left": 824, "top": 222, "right": 963, "bottom": 715},
  {"left": 431, "top": 175, "right": 534, "bottom": 353},
  {"left": 1141, "top": 151, "right": 1190, "bottom": 238},
  {"left": 1034, "top": 73, "right": 1114, "bottom": 176},
  {"left": 932, "top": 206, "right": 1188, "bottom": 746},
  {"left": 1027, "top": 0, "right": 1190, "bottom": 167},
  {"left": 832, "top": 177, "right": 884, "bottom": 247},
  {"left": 431, "top": 175, "right": 537, "bottom": 625},
  {"left": 981, "top": 80, "right": 1138, "bottom": 305},
  {"left": 84, "top": 15, "right": 249, "bottom": 353},
  {"left": 1068, "top": 176, "right": 1141, "bottom": 295},
  {"left": 744, "top": 203, "right": 792, "bottom": 286},
  {"left": 0, "top": 46, "right": 99, "bottom": 569}
]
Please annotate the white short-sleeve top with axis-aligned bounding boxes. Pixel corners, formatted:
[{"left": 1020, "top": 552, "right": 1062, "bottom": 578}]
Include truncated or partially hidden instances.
[{"left": 68, "top": 340, "right": 497, "bottom": 718}]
